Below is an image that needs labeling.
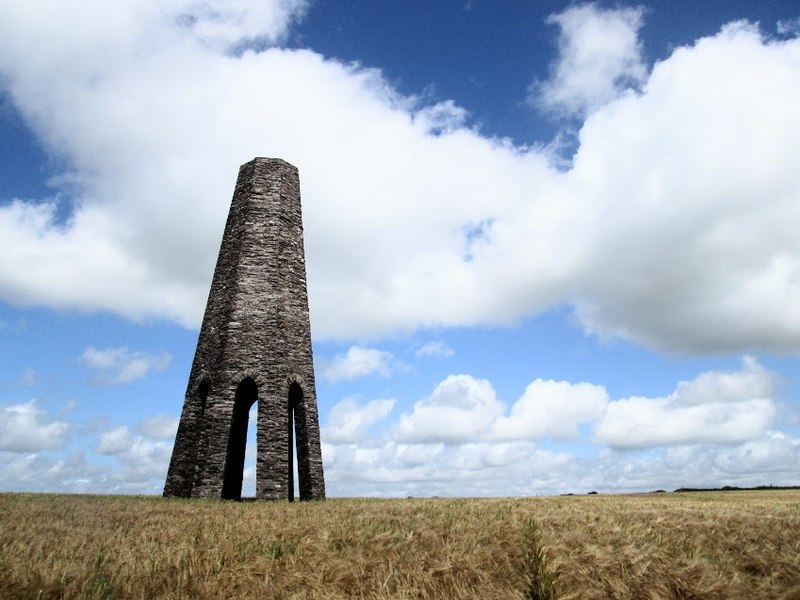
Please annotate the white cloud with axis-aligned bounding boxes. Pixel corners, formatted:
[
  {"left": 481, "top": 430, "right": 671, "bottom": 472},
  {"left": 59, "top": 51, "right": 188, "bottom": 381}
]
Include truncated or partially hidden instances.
[
  {"left": 378, "top": 357, "right": 781, "bottom": 452},
  {"left": 415, "top": 340, "right": 455, "bottom": 358},
  {"left": 413, "top": 100, "right": 469, "bottom": 135},
  {"left": 167, "top": 0, "right": 309, "bottom": 49},
  {"left": 0, "top": 451, "right": 107, "bottom": 494},
  {"left": 81, "top": 346, "right": 171, "bottom": 384},
  {"left": 322, "top": 437, "right": 582, "bottom": 497},
  {"left": 0, "top": 411, "right": 208, "bottom": 494},
  {"left": 0, "top": 412, "right": 175, "bottom": 493},
  {"left": 97, "top": 425, "right": 133, "bottom": 455},
  {"left": 491, "top": 379, "right": 608, "bottom": 441},
  {"left": 1, "top": 358, "right": 795, "bottom": 496},
  {"left": 594, "top": 357, "right": 778, "bottom": 449},
  {"left": 0, "top": 3, "right": 797, "bottom": 355},
  {"left": 316, "top": 357, "right": 798, "bottom": 496},
  {"left": 322, "top": 346, "right": 393, "bottom": 382},
  {"left": 569, "top": 21, "right": 800, "bottom": 352},
  {"left": 0, "top": 400, "right": 70, "bottom": 452},
  {"left": 532, "top": 3, "right": 647, "bottom": 117},
  {"left": 323, "top": 396, "right": 396, "bottom": 443},
  {"left": 670, "top": 356, "right": 777, "bottom": 406},
  {"left": 594, "top": 398, "right": 775, "bottom": 450},
  {"left": 96, "top": 424, "right": 173, "bottom": 486},
  {"left": 711, "top": 433, "right": 800, "bottom": 475},
  {"left": 577, "top": 439, "right": 800, "bottom": 494},
  {"left": 0, "top": 0, "right": 307, "bottom": 65},
  {"left": 323, "top": 426, "right": 800, "bottom": 498},
  {"left": 394, "top": 375, "right": 504, "bottom": 444},
  {"left": 137, "top": 414, "right": 180, "bottom": 440}
]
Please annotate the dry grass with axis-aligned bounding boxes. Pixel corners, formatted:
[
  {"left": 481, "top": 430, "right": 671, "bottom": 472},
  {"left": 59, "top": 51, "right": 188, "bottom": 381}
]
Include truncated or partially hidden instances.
[{"left": 1, "top": 490, "right": 798, "bottom": 599}]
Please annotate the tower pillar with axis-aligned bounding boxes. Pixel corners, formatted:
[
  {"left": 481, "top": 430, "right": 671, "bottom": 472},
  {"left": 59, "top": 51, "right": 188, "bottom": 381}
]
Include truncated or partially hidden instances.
[{"left": 164, "top": 158, "right": 325, "bottom": 500}]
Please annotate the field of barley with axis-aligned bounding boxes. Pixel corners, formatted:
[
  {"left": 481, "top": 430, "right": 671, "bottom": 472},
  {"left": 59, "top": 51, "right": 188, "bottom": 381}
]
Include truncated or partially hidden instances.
[{"left": 1, "top": 490, "right": 798, "bottom": 599}]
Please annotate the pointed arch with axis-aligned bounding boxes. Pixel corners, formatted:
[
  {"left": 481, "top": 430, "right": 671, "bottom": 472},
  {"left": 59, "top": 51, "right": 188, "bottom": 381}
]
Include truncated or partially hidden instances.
[
  {"left": 221, "top": 377, "right": 258, "bottom": 500},
  {"left": 196, "top": 379, "right": 211, "bottom": 418}
]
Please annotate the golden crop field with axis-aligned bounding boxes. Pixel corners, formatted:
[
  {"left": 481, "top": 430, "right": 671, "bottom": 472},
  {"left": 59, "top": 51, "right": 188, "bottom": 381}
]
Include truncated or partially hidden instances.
[{"left": 1, "top": 490, "right": 798, "bottom": 599}]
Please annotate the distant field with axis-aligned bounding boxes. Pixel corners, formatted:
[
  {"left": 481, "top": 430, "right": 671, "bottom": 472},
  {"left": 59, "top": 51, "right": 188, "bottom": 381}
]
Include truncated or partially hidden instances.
[{"left": 1, "top": 490, "right": 798, "bottom": 599}]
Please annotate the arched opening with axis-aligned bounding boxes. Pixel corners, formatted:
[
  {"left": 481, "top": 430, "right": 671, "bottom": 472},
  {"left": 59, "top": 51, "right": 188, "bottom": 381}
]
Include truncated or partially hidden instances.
[
  {"left": 288, "top": 383, "right": 302, "bottom": 502},
  {"left": 197, "top": 380, "right": 210, "bottom": 415},
  {"left": 222, "top": 378, "right": 257, "bottom": 500}
]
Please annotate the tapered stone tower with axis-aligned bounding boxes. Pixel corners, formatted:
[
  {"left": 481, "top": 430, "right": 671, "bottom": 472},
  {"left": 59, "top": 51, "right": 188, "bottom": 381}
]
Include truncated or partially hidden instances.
[{"left": 164, "top": 158, "right": 325, "bottom": 501}]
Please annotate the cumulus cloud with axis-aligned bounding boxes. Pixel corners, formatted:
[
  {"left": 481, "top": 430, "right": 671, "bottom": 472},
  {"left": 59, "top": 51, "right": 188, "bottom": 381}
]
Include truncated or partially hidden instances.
[
  {"left": 384, "top": 357, "right": 782, "bottom": 450},
  {"left": 532, "top": 3, "right": 647, "bottom": 117},
  {"left": 0, "top": 2, "right": 797, "bottom": 355},
  {"left": 394, "top": 375, "right": 504, "bottom": 443},
  {"left": 1, "top": 358, "right": 793, "bottom": 496},
  {"left": 96, "top": 423, "right": 173, "bottom": 486},
  {"left": 81, "top": 346, "right": 171, "bottom": 384},
  {"left": 322, "top": 439, "right": 576, "bottom": 497},
  {"left": 0, "top": 400, "right": 71, "bottom": 452},
  {"left": 710, "top": 433, "right": 800, "bottom": 475},
  {"left": 315, "top": 357, "right": 796, "bottom": 496},
  {"left": 0, "top": 451, "right": 105, "bottom": 494},
  {"left": 323, "top": 396, "right": 396, "bottom": 443},
  {"left": 323, "top": 425, "right": 799, "bottom": 498},
  {"left": 669, "top": 356, "right": 777, "bottom": 406},
  {"left": 595, "top": 398, "right": 774, "bottom": 450},
  {"left": 97, "top": 425, "right": 133, "bottom": 455},
  {"left": 492, "top": 379, "right": 608, "bottom": 441},
  {"left": 594, "top": 357, "right": 778, "bottom": 449},
  {"left": 322, "top": 346, "right": 394, "bottom": 382},
  {"left": 569, "top": 21, "right": 800, "bottom": 352},
  {"left": 0, "top": 414, "right": 175, "bottom": 493}
]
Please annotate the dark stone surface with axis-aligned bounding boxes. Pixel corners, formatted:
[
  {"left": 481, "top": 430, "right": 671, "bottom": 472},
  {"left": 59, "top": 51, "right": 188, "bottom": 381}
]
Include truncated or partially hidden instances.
[{"left": 164, "top": 158, "right": 325, "bottom": 501}]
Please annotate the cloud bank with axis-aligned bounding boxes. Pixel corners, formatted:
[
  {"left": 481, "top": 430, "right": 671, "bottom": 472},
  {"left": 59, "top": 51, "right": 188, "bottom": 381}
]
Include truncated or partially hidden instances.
[
  {"left": 0, "top": 1, "right": 798, "bottom": 356},
  {"left": 0, "top": 357, "right": 795, "bottom": 496},
  {"left": 321, "top": 357, "right": 797, "bottom": 496}
]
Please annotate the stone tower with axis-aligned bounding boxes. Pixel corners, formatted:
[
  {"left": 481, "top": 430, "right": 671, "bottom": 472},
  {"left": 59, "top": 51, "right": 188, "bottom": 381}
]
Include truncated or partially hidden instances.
[{"left": 164, "top": 158, "right": 325, "bottom": 501}]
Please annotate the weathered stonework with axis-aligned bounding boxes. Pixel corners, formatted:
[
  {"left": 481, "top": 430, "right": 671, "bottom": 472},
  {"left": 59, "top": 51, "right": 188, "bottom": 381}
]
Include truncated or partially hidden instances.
[{"left": 164, "top": 158, "right": 325, "bottom": 501}]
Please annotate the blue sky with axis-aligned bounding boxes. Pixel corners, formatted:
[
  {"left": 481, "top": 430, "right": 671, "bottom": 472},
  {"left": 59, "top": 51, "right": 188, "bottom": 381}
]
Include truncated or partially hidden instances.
[{"left": 1, "top": 0, "right": 799, "bottom": 497}]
